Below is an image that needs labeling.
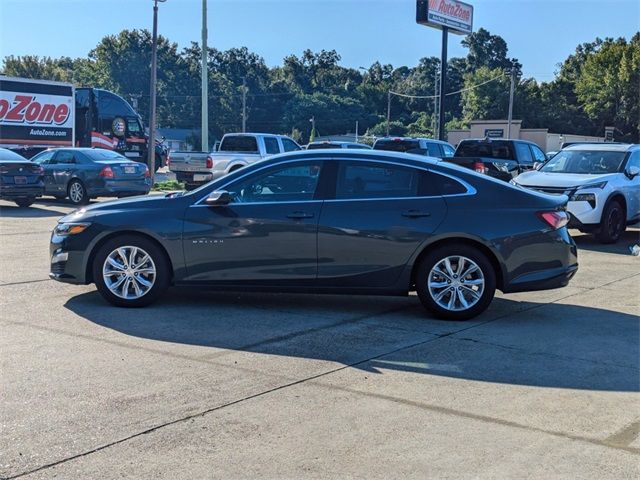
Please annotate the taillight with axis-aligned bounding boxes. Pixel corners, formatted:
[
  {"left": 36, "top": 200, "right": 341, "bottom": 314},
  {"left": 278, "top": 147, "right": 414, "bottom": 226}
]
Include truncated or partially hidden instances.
[
  {"left": 30, "top": 165, "right": 44, "bottom": 174},
  {"left": 206, "top": 156, "right": 213, "bottom": 169},
  {"left": 473, "top": 161, "right": 487, "bottom": 174},
  {"left": 99, "top": 166, "right": 114, "bottom": 178},
  {"left": 538, "top": 211, "right": 569, "bottom": 230},
  {"left": 0, "top": 166, "right": 8, "bottom": 174}
]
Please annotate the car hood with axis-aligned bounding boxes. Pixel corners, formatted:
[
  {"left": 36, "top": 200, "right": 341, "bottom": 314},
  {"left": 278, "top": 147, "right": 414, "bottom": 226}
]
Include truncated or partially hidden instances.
[
  {"left": 514, "top": 171, "right": 617, "bottom": 187},
  {"left": 59, "top": 193, "right": 175, "bottom": 223}
]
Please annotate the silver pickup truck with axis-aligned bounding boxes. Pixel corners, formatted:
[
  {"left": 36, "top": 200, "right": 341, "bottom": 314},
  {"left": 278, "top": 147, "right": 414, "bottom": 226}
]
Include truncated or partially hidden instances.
[{"left": 169, "top": 133, "right": 302, "bottom": 189}]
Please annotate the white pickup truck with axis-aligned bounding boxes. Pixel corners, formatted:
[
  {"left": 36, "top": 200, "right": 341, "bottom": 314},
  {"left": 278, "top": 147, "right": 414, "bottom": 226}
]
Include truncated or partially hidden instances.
[{"left": 169, "top": 133, "right": 302, "bottom": 189}]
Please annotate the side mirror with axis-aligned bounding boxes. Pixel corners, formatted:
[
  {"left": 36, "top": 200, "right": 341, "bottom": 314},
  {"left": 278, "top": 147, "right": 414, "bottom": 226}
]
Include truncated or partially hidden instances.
[
  {"left": 205, "top": 190, "right": 232, "bottom": 206},
  {"left": 534, "top": 162, "right": 544, "bottom": 170},
  {"left": 626, "top": 166, "right": 640, "bottom": 179}
]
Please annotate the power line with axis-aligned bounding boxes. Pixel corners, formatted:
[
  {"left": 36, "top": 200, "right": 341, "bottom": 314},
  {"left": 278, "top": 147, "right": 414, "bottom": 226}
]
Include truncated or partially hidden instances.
[{"left": 389, "top": 72, "right": 506, "bottom": 100}]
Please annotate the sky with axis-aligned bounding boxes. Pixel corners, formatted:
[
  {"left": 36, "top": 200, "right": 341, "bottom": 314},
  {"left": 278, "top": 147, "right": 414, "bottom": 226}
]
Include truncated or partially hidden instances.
[{"left": 0, "top": 0, "right": 638, "bottom": 82}]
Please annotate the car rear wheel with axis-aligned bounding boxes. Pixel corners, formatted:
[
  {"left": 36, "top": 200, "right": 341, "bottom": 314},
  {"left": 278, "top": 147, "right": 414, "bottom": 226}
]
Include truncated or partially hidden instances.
[
  {"left": 415, "top": 245, "right": 496, "bottom": 320},
  {"left": 14, "top": 197, "right": 35, "bottom": 208},
  {"left": 93, "top": 235, "right": 171, "bottom": 307},
  {"left": 68, "top": 179, "right": 88, "bottom": 205},
  {"left": 597, "top": 200, "right": 625, "bottom": 244}
]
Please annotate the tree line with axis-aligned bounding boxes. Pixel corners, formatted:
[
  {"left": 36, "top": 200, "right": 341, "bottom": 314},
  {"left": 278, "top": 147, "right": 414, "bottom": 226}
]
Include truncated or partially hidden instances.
[{"left": 2, "top": 28, "right": 638, "bottom": 145}]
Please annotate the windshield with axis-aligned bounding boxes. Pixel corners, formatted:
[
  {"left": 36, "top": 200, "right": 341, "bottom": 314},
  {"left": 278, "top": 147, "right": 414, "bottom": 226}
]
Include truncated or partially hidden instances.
[
  {"left": 455, "top": 141, "right": 515, "bottom": 160},
  {"left": 374, "top": 140, "right": 420, "bottom": 153},
  {"left": 540, "top": 150, "right": 626, "bottom": 174},
  {"left": 220, "top": 135, "right": 259, "bottom": 153}
]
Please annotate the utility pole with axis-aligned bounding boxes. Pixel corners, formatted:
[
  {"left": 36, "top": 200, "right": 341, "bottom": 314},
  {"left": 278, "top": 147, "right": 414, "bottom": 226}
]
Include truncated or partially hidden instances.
[
  {"left": 201, "top": 0, "right": 208, "bottom": 152},
  {"left": 148, "top": 0, "right": 166, "bottom": 180},
  {"left": 507, "top": 65, "right": 516, "bottom": 139},
  {"left": 433, "top": 69, "right": 439, "bottom": 138},
  {"left": 437, "top": 27, "right": 448, "bottom": 142},
  {"left": 241, "top": 76, "right": 247, "bottom": 133},
  {"left": 355, "top": 121, "right": 359, "bottom": 143},
  {"left": 386, "top": 91, "right": 391, "bottom": 136}
]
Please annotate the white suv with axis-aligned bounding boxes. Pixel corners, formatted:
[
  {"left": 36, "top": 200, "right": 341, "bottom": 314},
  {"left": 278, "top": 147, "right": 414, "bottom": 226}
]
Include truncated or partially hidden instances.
[{"left": 512, "top": 143, "right": 640, "bottom": 243}]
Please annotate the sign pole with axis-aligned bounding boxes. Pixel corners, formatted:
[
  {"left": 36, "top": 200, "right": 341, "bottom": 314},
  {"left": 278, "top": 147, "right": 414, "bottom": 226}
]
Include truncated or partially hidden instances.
[{"left": 438, "top": 26, "right": 448, "bottom": 142}]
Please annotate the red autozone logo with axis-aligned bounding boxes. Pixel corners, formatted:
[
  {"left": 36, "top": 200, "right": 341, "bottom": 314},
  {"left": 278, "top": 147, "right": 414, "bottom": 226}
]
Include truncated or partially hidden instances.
[
  {"left": 0, "top": 95, "right": 70, "bottom": 125},
  {"left": 429, "top": 0, "right": 471, "bottom": 22}
]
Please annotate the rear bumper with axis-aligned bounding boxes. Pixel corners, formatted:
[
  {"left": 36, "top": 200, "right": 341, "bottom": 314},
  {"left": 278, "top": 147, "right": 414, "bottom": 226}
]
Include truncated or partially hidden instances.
[
  {"left": 503, "top": 264, "right": 578, "bottom": 293},
  {"left": 174, "top": 171, "right": 222, "bottom": 185},
  {"left": 88, "top": 179, "right": 151, "bottom": 197},
  {"left": 0, "top": 185, "right": 45, "bottom": 198}
]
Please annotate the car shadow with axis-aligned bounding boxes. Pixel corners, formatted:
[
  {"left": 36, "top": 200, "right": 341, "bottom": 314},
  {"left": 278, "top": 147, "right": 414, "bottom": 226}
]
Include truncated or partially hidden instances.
[
  {"left": 0, "top": 203, "right": 69, "bottom": 217},
  {"left": 571, "top": 228, "right": 640, "bottom": 255},
  {"left": 64, "top": 290, "right": 639, "bottom": 392}
]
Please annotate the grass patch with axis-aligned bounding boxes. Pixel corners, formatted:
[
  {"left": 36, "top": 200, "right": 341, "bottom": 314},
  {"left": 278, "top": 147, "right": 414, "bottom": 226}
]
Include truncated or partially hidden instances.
[{"left": 152, "top": 180, "right": 185, "bottom": 191}]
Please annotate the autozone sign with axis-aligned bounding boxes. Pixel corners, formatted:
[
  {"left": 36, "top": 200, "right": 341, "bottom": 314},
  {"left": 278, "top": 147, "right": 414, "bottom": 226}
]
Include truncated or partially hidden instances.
[
  {"left": 0, "top": 93, "right": 73, "bottom": 128},
  {"left": 416, "top": 0, "right": 473, "bottom": 35}
]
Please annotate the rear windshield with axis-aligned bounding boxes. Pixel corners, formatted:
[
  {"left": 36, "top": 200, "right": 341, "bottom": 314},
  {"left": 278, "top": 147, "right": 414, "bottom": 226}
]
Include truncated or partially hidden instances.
[
  {"left": 455, "top": 141, "right": 515, "bottom": 160},
  {"left": 307, "top": 143, "right": 342, "bottom": 150},
  {"left": 82, "top": 149, "right": 128, "bottom": 162},
  {"left": 0, "top": 149, "right": 28, "bottom": 161},
  {"left": 220, "top": 136, "right": 259, "bottom": 153},
  {"left": 540, "top": 150, "right": 626, "bottom": 174},
  {"left": 374, "top": 140, "right": 420, "bottom": 153}
]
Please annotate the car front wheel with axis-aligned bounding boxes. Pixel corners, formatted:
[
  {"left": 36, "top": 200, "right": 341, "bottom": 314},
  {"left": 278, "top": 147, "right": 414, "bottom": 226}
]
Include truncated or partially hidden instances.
[
  {"left": 415, "top": 245, "right": 496, "bottom": 320},
  {"left": 93, "top": 235, "right": 171, "bottom": 307},
  {"left": 597, "top": 200, "right": 625, "bottom": 244}
]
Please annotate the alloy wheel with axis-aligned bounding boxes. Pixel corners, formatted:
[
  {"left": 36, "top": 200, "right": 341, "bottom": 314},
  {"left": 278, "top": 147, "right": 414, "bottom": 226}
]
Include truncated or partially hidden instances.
[
  {"left": 69, "top": 182, "right": 84, "bottom": 203},
  {"left": 427, "top": 255, "right": 485, "bottom": 312},
  {"left": 102, "top": 246, "right": 156, "bottom": 299}
]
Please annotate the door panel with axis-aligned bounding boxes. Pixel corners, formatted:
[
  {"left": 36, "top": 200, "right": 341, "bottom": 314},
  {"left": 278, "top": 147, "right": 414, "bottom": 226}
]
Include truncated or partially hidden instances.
[
  {"left": 317, "top": 198, "right": 446, "bottom": 287},
  {"left": 182, "top": 160, "right": 325, "bottom": 284},
  {"left": 317, "top": 159, "right": 447, "bottom": 287}
]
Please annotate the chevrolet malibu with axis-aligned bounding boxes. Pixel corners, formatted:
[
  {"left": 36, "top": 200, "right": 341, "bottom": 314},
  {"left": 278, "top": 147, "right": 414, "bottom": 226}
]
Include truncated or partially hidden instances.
[{"left": 50, "top": 150, "right": 578, "bottom": 320}]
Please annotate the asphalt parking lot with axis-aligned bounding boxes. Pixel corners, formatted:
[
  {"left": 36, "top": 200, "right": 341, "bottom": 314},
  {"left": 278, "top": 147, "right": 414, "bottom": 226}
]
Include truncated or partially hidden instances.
[{"left": 1, "top": 198, "right": 639, "bottom": 479}]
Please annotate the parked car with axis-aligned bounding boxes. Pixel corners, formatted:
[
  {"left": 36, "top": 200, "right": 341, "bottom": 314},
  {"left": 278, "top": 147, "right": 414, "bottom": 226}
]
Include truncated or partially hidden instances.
[
  {"left": 169, "top": 133, "right": 302, "bottom": 189},
  {"left": 0, "top": 147, "right": 44, "bottom": 207},
  {"left": 50, "top": 150, "right": 578, "bottom": 320},
  {"left": 307, "top": 141, "right": 372, "bottom": 150},
  {"left": 373, "top": 137, "right": 455, "bottom": 158},
  {"left": 512, "top": 143, "right": 640, "bottom": 243},
  {"left": 31, "top": 148, "right": 152, "bottom": 205},
  {"left": 445, "top": 138, "right": 547, "bottom": 181}
]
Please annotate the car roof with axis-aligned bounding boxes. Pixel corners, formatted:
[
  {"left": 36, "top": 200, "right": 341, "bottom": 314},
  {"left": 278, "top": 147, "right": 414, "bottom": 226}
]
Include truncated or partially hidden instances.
[
  {"left": 0, "top": 147, "right": 28, "bottom": 161},
  {"left": 258, "top": 148, "right": 441, "bottom": 167},
  {"left": 563, "top": 143, "right": 636, "bottom": 152}
]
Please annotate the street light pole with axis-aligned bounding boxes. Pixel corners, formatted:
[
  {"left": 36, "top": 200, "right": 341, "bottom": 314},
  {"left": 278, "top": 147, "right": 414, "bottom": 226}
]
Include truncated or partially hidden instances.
[
  {"left": 147, "top": 0, "right": 166, "bottom": 180},
  {"left": 437, "top": 27, "right": 448, "bottom": 142},
  {"left": 201, "top": 0, "right": 208, "bottom": 151},
  {"left": 241, "top": 76, "right": 247, "bottom": 133}
]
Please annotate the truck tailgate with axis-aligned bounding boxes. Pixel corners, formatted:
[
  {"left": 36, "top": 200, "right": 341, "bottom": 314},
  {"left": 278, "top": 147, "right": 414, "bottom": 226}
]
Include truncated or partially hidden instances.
[{"left": 168, "top": 152, "right": 209, "bottom": 172}]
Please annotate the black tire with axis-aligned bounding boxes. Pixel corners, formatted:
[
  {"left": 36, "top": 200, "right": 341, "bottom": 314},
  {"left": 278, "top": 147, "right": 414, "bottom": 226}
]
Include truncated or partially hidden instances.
[
  {"left": 415, "top": 244, "right": 496, "bottom": 321},
  {"left": 14, "top": 197, "right": 35, "bottom": 208},
  {"left": 597, "top": 200, "right": 625, "bottom": 244},
  {"left": 67, "top": 179, "right": 89, "bottom": 205},
  {"left": 92, "top": 234, "right": 171, "bottom": 307},
  {"left": 53, "top": 195, "right": 66, "bottom": 201}
]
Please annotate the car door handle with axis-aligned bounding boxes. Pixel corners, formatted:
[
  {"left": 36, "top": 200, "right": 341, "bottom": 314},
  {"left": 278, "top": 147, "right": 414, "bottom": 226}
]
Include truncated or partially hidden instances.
[
  {"left": 401, "top": 210, "right": 431, "bottom": 218},
  {"left": 286, "top": 211, "right": 314, "bottom": 219}
]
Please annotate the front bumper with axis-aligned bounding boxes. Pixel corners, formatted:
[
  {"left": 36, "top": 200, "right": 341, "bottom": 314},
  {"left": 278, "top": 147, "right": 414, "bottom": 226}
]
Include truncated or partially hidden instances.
[{"left": 49, "top": 232, "right": 90, "bottom": 284}]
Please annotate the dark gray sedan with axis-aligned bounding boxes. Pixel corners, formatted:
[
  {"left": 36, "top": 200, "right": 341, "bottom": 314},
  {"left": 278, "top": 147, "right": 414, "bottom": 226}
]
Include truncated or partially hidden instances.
[
  {"left": 49, "top": 150, "right": 578, "bottom": 320},
  {"left": 31, "top": 148, "right": 152, "bottom": 205}
]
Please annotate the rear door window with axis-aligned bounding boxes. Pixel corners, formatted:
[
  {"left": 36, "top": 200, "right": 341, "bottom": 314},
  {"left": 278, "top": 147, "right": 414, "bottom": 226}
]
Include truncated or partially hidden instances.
[
  {"left": 335, "top": 161, "right": 421, "bottom": 199},
  {"left": 264, "top": 137, "right": 281, "bottom": 155}
]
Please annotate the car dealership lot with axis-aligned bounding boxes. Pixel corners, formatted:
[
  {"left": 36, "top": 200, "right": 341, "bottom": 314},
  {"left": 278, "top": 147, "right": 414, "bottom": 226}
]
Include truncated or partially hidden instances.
[{"left": 1, "top": 199, "right": 638, "bottom": 479}]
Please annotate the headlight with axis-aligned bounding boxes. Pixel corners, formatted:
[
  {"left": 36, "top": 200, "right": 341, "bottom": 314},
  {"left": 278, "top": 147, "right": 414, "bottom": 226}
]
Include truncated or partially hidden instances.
[
  {"left": 54, "top": 222, "right": 91, "bottom": 236},
  {"left": 570, "top": 193, "right": 596, "bottom": 208},
  {"left": 578, "top": 181, "right": 607, "bottom": 190}
]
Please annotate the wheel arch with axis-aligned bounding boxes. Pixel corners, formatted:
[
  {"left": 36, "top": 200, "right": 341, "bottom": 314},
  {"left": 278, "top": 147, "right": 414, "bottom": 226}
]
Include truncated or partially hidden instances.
[
  {"left": 409, "top": 236, "right": 505, "bottom": 291},
  {"left": 604, "top": 191, "right": 627, "bottom": 218},
  {"left": 85, "top": 230, "right": 175, "bottom": 284}
]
